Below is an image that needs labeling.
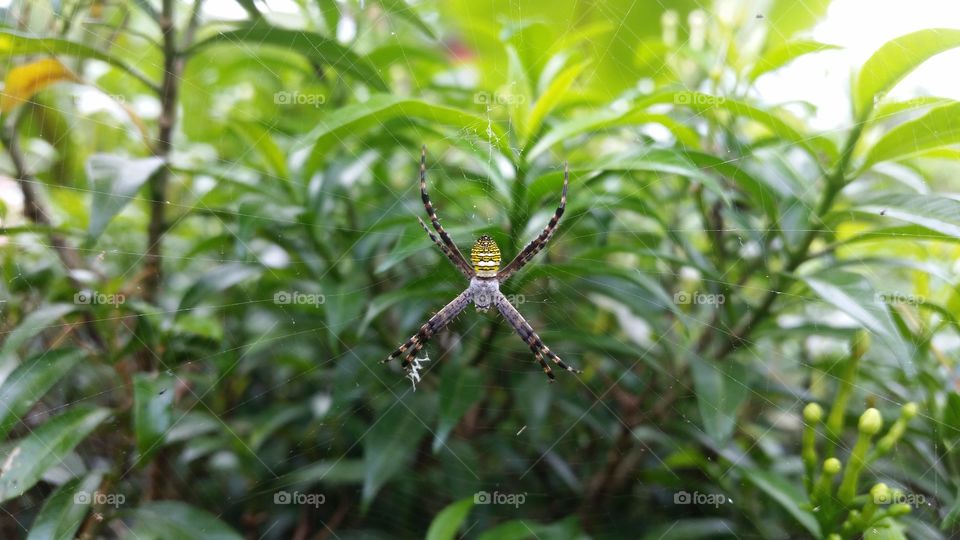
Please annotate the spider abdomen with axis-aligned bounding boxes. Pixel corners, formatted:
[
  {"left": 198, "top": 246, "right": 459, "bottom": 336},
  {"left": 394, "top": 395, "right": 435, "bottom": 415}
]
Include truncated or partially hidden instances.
[{"left": 471, "top": 235, "right": 501, "bottom": 277}]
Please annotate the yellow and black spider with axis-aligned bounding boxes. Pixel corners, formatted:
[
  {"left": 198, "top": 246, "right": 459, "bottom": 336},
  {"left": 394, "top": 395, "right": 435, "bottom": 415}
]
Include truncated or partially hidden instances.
[{"left": 383, "top": 146, "right": 582, "bottom": 384}]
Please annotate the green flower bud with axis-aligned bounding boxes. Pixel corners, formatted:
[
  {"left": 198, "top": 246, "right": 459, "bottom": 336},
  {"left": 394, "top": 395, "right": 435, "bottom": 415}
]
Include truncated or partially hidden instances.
[
  {"left": 870, "top": 483, "right": 890, "bottom": 504},
  {"left": 851, "top": 330, "right": 871, "bottom": 359},
  {"left": 889, "top": 503, "right": 912, "bottom": 516},
  {"left": 813, "top": 458, "right": 843, "bottom": 504},
  {"left": 859, "top": 408, "right": 883, "bottom": 435},
  {"left": 804, "top": 402, "right": 824, "bottom": 423},
  {"left": 902, "top": 402, "right": 918, "bottom": 419}
]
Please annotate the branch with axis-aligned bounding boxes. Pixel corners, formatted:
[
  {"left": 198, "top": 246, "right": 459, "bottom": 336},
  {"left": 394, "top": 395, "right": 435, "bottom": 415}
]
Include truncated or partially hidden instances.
[{"left": 705, "top": 120, "right": 868, "bottom": 360}]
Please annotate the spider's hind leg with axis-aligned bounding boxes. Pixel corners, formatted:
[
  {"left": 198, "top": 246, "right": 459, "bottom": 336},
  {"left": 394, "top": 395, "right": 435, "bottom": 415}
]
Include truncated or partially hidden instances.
[
  {"left": 383, "top": 288, "right": 472, "bottom": 375},
  {"left": 493, "top": 291, "right": 581, "bottom": 381},
  {"left": 533, "top": 350, "right": 556, "bottom": 382}
]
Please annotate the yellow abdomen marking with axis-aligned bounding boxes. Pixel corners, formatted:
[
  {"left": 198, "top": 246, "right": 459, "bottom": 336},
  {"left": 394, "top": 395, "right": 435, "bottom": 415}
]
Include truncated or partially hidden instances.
[{"left": 471, "top": 235, "right": 501, "bottom": 277}]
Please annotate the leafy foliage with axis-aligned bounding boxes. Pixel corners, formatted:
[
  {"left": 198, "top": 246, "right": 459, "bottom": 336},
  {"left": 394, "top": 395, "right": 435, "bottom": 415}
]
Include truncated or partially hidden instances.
[{"left": 0, "top": 0, "right": 958, "bottom": 538}]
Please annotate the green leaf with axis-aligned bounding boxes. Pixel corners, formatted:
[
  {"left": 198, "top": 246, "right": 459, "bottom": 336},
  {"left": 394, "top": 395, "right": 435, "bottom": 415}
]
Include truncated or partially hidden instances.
[
  {"left": 228, "top": 122, "right": 289, "bottom": 181},
  {"left": 527, "top": 92, "right": 697, "bottom": 160},
  {"left": 123, "top": 501, "right": 242, "bottom": 540},
  {"left": 941, "top": 392, "right": 960, "bottom": 452},
  {"left": 641, "top": 519, "right": 737, "bottom": 540},
  {"left": 740, "top": 468, "right": 820, "bottom": 537},
  {"left": 682, "top": 150, "right": 780, "bottom": 222},
  {"left": 269, "top": 459, "right": 366, "bottom": 492},
  {"left": 834, "top": 225, "right": 960, "bottom": 249},
  {"left": 188, "top": 21, "right": 387, "bottom": 91},
  {"left": 942, "top": 484, "right": 960, "bottom": 529},
  {"left": 476, "top": 520, "right": 535, "bottom": 540},
  {"left": 376, "top": 225, "right": 433, "bottom": 274},
  {"left": 680, "top": 93, "right": 835, "bottom": 161},
  {"left": 0, "top": 29, "right": 157, "bottom": 90},
  {"left": 871, "top": 96, "right": 955, "bottom": 123},
  {"left": 688, "top": 355, "right": 748, "bottom": 444},
  {"left": 863, "top": 517, "right": 908, "bottom": 540},
  {"left": 504, "top": 45, "right": 533, "bottom": 140},
  {"left": 525, "top": 149, "right": 720, "bottom": 209},
  {"left": 317, "top": 0, "right": 340, "bottom": 35},
  {"left": 177, "top": 263, "right": 261, "bottom": 314},
  {"left": 848, "top": 193, "right": 960, "bottom": 239},
  {"left": 433, "top": 365, "right": 483, "bottom": 453},
  {"left": 425, "top": 497, "right": 474, "bottom": 540},
  {"left": 26, "top": 472, "right": 103, "bottom": 540},
  {"left": 376, "top": 0, "right": 436, "bottom": 39},
  {"left": 475, "top": 519, "right": 580, "bottom": 540},
  {"left": 232, "top": 0, "right": 262, "bottom": 20},
  {"left": 0, "top": 303, "right": 75, "bottom": 384},
  {"left": 766, "top": 0, "right": 832, "bottom": 45},
  {"left": 249, "top": 405, "right": 306, "bottom": 451},
  {"left": 86, "top": 154, "right": 164, "bottom": 242},
  {"left": 748, "top": 40, "right": 838, "bottom": 81},
  {"left": 362, "top": 395, "right": 433, "bottom": 510},
  {"left": 0, "top": 405, "right": 110, "bottom": 503},
  {"left": 132, "top": 372, "right": 175, "bottom": 463},
  {"left": 302, "top": 95, "right": 510, "bottom": 171},
  {"left": 861, "top": 103, "right": 960, "bottom": 169},
  {"left": 522, "top": 60, "right": 588, "bottom": 143},
  {"left": 802, "top": 270, "right": 912, "bottom": 368},
  {"left": 0, "top": 348, "right": 85, "bottom": 439},
  {"left": 855, "top": 28, "right": 960, "bottom": 117}
]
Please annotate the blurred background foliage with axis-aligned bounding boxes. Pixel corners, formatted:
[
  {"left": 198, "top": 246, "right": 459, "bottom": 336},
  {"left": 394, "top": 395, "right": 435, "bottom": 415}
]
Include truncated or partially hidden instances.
[{"left": 1, "top": 0, "right": 959, "bottom": 538}]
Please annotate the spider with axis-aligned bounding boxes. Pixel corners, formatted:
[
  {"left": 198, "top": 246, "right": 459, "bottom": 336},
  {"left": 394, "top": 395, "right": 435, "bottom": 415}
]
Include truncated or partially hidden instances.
[{"left": 383, "top": 146, "right": 581, "bottom": 384}]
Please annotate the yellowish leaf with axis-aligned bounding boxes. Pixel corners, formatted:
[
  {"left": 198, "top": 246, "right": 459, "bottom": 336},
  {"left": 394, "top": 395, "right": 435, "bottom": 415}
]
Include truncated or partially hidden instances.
[{"left": 1, "top": 58, "right": 78, "bottom": 112}]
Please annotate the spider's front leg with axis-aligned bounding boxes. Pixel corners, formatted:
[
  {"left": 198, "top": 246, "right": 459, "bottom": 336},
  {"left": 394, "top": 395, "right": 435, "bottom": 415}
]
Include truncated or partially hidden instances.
[
  {"left": 497, "top": 162, "right": 568, "bottom": 282},
  {"left": 383, "top": 288, "right": 473, "bottom": 372},
  {"left": 418, "top": 146, "right": 474, "bottom": 278},
  {"left": 493, "top": 291, "right": 581, "bottom": 382}
]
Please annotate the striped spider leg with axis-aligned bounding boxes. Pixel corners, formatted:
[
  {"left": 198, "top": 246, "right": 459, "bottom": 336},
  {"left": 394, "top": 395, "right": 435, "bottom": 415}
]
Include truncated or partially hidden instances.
[
  {"left": 382, "top": 288, "right": 472, "bottom": 379},
  {"left": 417, "top": 145, "right": 474, "bottom": 279},
  {"left": 493, "top": 291, "right": 581, "bottom": 381},
  {"left": 497, "top": 162, "right": 568, "bottom": 281},
  {"left": 384, "top": 151, "right": 578, "bottom": 383}
]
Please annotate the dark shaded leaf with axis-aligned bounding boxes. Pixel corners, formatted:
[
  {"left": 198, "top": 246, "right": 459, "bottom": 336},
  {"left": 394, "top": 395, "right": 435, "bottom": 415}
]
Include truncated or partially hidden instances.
[
  {"left": 0, "top": 406, "right": 110, "bottom": 503},
  {"left": 0, "top": 348, "right": 85, "bottom": 439}
]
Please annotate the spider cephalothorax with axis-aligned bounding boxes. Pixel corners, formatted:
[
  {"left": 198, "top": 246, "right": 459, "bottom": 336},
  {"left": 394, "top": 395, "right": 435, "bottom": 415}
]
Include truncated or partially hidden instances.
[{"left": 383, "top": 146, "right": 580, "bottom": 384}]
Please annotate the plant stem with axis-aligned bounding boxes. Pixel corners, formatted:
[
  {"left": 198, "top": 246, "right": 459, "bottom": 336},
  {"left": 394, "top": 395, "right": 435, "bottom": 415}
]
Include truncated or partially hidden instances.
[
  {"left": 141, "top": 0, "right": 181, "bottom": 310},
  {"left": 709, "top": 119, "right": 867, "bottom": 359}
]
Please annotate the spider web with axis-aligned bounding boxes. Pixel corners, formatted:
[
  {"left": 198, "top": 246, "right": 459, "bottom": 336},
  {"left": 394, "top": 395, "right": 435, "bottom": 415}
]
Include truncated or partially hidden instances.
[{"left": 0, "top": 0, "right": 958, "bottom": 538}]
